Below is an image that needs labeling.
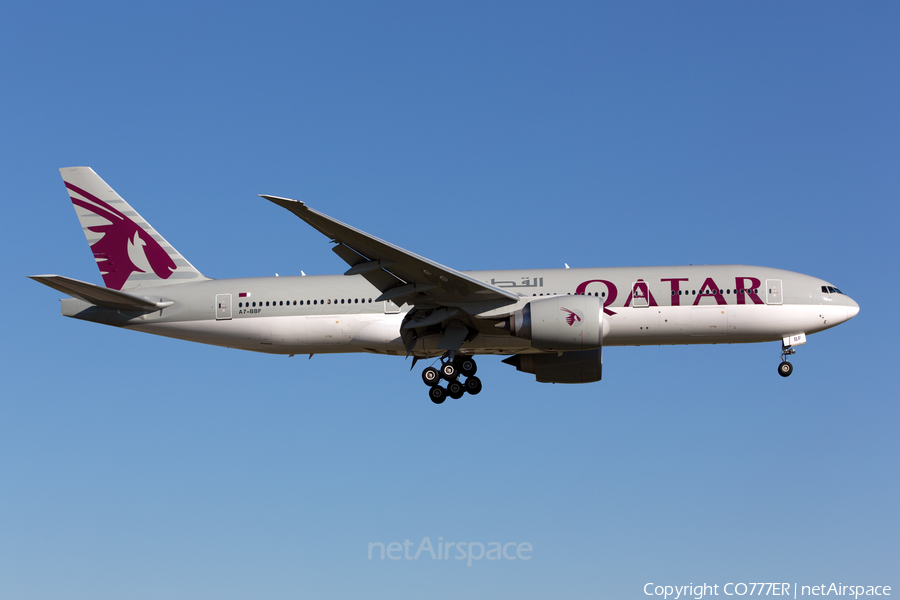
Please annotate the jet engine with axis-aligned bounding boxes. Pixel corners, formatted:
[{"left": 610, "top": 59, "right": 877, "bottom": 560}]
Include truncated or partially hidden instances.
[{"left": 498, "top": 295, "right": 603, "bottom": 351}]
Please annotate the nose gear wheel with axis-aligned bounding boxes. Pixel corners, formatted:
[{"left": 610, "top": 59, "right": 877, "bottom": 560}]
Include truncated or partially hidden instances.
[{"left": 778, "top": 361, "right": 793, "bottom": 377}]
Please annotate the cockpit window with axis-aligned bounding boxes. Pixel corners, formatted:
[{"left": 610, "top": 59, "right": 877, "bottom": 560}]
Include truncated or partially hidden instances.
[{"left": 822, "top": 285, "right": 845, "bottom": 295}]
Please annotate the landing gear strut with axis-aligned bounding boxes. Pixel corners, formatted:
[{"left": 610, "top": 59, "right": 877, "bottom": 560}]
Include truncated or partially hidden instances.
[
  {"left": 778, "top": 343, "right": 795, "bottom": 378},
  {"left": 422, "top": 354, "right": 482, "bottom": 403}
]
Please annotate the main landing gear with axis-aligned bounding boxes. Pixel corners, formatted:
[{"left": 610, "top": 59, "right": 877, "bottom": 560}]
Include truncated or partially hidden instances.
[
  {"left": 778, "top": 343, "right": 795, "bottom": 378},
  {"left": 422, "top": 354, "right": 482, "bottom": 404}
]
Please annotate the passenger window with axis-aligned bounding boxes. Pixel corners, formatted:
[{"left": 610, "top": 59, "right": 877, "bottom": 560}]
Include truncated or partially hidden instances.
[{"left": 327, "top": 299, "right": 331, "bottom": 304}]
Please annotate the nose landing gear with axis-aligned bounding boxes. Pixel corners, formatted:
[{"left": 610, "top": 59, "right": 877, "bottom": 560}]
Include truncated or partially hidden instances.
[
  {"left": 778, "top": 343, "right": 795, "bottom": 377},
  {"left": 422, "top": 354, "right": 482, "bottom": 403}
]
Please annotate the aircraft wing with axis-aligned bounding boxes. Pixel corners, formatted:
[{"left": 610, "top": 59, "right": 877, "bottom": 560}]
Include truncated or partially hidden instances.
[{"left": 260, "top": 195, "right": 519, "bottom": 308}]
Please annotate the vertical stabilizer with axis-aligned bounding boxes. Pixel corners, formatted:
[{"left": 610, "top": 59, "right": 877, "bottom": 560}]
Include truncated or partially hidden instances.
[{"left": 60, "top": 167, "right": 207, "bottom": 290}]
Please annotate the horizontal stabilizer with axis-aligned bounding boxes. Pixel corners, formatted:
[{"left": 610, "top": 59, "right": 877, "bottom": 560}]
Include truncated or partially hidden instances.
[{"left": 28, "top": 275, "right": 174, "bottom": 312}]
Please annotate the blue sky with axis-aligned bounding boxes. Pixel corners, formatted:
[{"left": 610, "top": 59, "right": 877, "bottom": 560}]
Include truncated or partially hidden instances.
[{"left": 1, "top": 2, "right": 897, "bottom": 598}]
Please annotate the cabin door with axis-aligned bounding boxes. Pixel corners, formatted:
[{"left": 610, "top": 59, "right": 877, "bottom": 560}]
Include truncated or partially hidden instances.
[
  {"left": 766, "top": 279, "right": 783, "bottom": 305},
  {"left": 216, "top": 294, "right": 232, "bottom": 320},
  {"left": 631, "top": 281, "right": 649, "bottom": 308}
]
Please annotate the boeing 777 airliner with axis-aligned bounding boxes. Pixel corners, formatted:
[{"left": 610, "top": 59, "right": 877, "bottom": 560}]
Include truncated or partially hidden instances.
[{"left": 32, "top": 168, "right": 859, "bottom": 403}]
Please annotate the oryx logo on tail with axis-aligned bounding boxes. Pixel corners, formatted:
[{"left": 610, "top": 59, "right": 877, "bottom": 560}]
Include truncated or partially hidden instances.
[
  {"left": 561, "top": 307, "right": 583, "bottom": 326},
  {"left": 65, "top": 181, "right": 176, "bottom": 290},
  {"left": 59, "top": 167, "right": 207, "bottom": 290}
]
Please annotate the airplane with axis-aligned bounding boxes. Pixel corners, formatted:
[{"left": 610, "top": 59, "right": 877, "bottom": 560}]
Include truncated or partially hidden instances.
[{"left": 31, "top": 167, "right": 860, "bottom": 404}]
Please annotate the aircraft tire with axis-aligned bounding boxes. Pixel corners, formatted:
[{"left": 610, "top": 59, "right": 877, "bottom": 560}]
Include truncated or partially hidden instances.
[
  {"left": 430, "top": 386, "right": 447, "bottom": 404},
  {"left": 778, "top": 361, "right": 793, "bottom": 377},
  {"left": 458, "top": 357, "right": 477, "bottom": 377},
  {"left": 422, "top": 366, "right": 441, "bottom": 387},
  {"left": 441, "top": 362, "right": 458, "bottom": 380},
  {"left": 464, "top": 376, "right": 482, "bottom": 395},
  {"left": 447, "top": 380, "right": 464, "bottom": 399}
]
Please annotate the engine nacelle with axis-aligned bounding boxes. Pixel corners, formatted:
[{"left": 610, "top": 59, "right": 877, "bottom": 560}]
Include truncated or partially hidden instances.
[
  {"left": 504, "top": 295, "right": 603, "bottom": 351},
  {"left": 502, "top": 349, "right": 603, "bottom": 384}
]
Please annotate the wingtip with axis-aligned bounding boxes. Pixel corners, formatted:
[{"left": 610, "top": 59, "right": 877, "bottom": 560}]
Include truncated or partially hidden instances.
[{"left": 259, "top": 194, "right": 305, "bottom": 207}]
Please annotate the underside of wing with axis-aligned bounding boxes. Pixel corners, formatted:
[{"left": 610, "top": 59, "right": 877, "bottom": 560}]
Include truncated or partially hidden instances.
[{"left": 261, "top": 195, "right": 522, "bottom": 355}]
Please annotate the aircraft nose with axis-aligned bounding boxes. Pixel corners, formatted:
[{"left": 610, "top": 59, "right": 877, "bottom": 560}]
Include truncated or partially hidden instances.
[{"left": 846, "top": 297, "right": 860, "bottom": 320}]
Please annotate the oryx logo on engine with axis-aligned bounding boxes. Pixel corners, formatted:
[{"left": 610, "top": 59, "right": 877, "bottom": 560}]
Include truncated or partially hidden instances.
[{"left": 561, "top": 307, "right": 583, "bottom": 326}]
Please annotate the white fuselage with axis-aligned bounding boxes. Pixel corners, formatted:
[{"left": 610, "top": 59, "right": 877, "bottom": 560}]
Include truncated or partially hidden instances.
[{"left": 64, "top": 265, "right": 859, "bottom": 357}]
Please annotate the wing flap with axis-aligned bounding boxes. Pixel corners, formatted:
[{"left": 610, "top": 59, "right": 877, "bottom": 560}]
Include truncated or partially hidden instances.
[{"left": 332, "top": 243, "right": 404, "bottom": 291}]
